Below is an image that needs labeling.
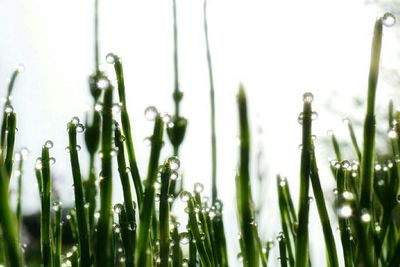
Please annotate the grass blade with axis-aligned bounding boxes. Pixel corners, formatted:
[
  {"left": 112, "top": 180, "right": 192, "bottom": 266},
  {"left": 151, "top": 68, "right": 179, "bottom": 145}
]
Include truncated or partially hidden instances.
[
  {"left": 67, "top": 118, "right": 91, "bottom": 267},
  {"left": 236, "top": 85, "right": 259, "bottom": 267}
]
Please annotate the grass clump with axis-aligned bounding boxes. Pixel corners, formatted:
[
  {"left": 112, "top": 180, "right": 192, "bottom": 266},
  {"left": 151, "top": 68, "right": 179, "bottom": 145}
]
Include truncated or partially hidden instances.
[{"left": 0, "top": 3, "right": 400, "bottom": 267}]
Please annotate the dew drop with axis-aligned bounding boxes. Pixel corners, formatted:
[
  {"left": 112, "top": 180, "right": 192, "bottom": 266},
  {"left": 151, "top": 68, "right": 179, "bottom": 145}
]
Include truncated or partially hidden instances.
[
  {"left": 168, "top": 156, "right": 180, "bottom": 171},
  {"left": 179, "top": 232, "right": 190, "bottom": 245},
  {"left": 342, "top": 191, "right": 354, "bottom": 201},
  {"left": 194, "top": 183, "right": 204, "bottom": 193},
  {"left": 97, "top": 77, "right": 110, "bottom": 90},
  {"left": 44, "top": 140, "right": 54, "bottom": 149},
  {"left": 311, "top": 111, "right": 318, "bottom": 120},
  {"left": 144, "top": 106, "right": 158, "bottom": 121},
  {"left": 180, "top": 191, "right": 191, "bottom": 202},
  {"left": 303, "top": 92, "right": 314, "bottom": 103},
  {"left": 95, "top": 103, "right": 103, "bottom": 112},
  {"left": 170, "top": 171, "right": 179, "bottom": 181},
  {"left": 112, "top": 103, "right": 122, "bottom": 115},
  {"left": 20, "top": 147, "right": 30, "bottom": 159},
  {"left": 341, "top": 160, "right": 351, "bottom": 170},
  {"left": 237, "top": 252, "right": 243, "bottom": 262},
  {"left": 17, "top": 64, "right": 25, "bottom": 73},
  {"left": 360, "top": 209, "right": 371, "bottom": 223},
  {"left": 106, "top": 53, "right": 116, "bottom": 64},
  {"left": 65, "top": 146, "right": 71, "bottom": 153},
  {"left": 71, "top": 116, "right": 80, "bottom": 125},
  {"left": 4, "top": 104, "right": 13, "bottom": 113},
  {"left": 382, "top": 12, "right": 396, "bottom": 27},
  {"left": 114, "top": 204, "right": 124, "bottom": 214},
  {"left": 49, "top": 157, "right": 56, "bottom": 165},
  {"left": 297, "top": 112, "right": 304, "bottom": 125},
  {"left": 342, "top": 117, "right": 351, "bottom": 125},
  {"left": 76, "top": 124, "right": 85, "bottom": 133},
  {"left": 161, "top": 113, "right": 172, "bottom": 123},
  {"left": 35, "top": 158, "right": 43, "bottom": 170},
  {"left": 337, "top": 204, "right": 352, "bottom": 218},
  {"left": 143, "top": 137, "right": 152, "bottom": 146}
]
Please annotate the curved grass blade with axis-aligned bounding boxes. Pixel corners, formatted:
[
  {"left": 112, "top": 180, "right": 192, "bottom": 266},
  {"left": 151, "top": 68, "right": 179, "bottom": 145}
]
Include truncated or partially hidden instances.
[
  {"left": 159, "top": 162, "right": 171, "bottom": 267},
  {"left": 108, "top": 53, "right": 143, "bottom": 209}
]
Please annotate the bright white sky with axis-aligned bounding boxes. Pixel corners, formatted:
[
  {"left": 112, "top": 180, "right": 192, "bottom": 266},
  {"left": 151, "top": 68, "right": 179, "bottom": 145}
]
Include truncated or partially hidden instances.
[{"left": 0, "top": 0, "right": 399, "bottom": 265}]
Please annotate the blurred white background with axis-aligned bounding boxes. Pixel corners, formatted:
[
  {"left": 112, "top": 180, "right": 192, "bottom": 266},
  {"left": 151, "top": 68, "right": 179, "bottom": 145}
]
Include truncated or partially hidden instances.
[{"left": 0, "top": 0, "right": 399, "bottom": 265}]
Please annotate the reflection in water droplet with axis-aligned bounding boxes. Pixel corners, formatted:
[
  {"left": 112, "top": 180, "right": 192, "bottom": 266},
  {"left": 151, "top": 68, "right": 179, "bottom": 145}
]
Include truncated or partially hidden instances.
[
  {"left": 144, "top": 106, "right": 158, "bottom": 121},
  {"left": 382, "top": 12, "right": 396, "bottom": 27},
  {"left": 303, "top": 92, "right": 314, "bottom": 103},
  {"left": 168, "top": 156, "right": 180, "bottom": 171}
]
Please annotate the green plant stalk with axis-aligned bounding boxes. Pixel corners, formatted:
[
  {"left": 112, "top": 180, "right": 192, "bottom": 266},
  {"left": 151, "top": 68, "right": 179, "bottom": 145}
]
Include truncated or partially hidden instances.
[
  {"left": 254, "top": 226, "right": 267, "bottom": 267},
  {"left": 360, "top": 17, "right": 382, "bottom": 212},
  {"left": 279, "top": 235, "right": 288, "bottom": 267},
  {"left": 114, "top": 125, "right": 136, "bottom": 267},
  {"left": 237, "top": 86, "right": 259, "bottom": 267},
  {"left": 171, "top": 219, "right": 182, "bottom": 267},
  {"left": 5, "top": 112, "right": 16, "bottom": 178},
  {"left": 94, "top": 0, "right": 99, "bottom": 73},
  {"left": 330, "top": 131, "right": 342, "bottom": 162},
  {"left": 212, "top": 215, "right": 228, "bottom": 267},
  {"left": 188, "top": 231, "right": 197, "bottom": 267},
  {"left": 336, "top": 168, "right": 354, "bottom": 267},
  {"left": 40, "top": 145, "right": 53, "bottom": 267},
  {"left": 53, "top": 203, "right": 62, "bottom": 267},
  {"left": 111, "top": 55, "right": 143, "bottom": 209},
  {"left": 68, "top": 209, "right": 79, "bottom": 241},
  {"left": 115, "top": 204, "right": 134, "bottom": 267},
  {"left": 68, "top": 122, "right": 91, "bottom": 267},
  {"left": 16, "top": 155, "right": 23, "bottom": 235},
  {"left": 295, "top": 97, "right": 313, "bottom": 267},
  {"left": 0, "top": 161, "right": 24, "bottom": 267},
  {"left": 159, "top": 163, "right": 171, "bottom": 267},
  {"left": 187, "top": 196, "right": 212, "bottom": 266},
  {"left": 203, "top": 0, "right": 218, "bottom": 203},
  {"left": 0, "top": 113, "right": 8, "bottom": 157},
  {"left": 95, "top": 84, "right": 114, "bottom": 267},
  {"left": 135, "top": 115, "right": 164, "bottom": 266},
  {"left": 345, "top": 119, "right": 361, "bottom": 162},
  {"left": 277, "top": 176, "right": 295, "bottom": 267},
  {"left": 310, "top": 150, "right": 339, "bottom": 267}
]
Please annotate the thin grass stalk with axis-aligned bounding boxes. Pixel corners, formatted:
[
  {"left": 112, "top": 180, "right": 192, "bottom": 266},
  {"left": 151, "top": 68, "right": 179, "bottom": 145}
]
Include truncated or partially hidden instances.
[
  {"left": 108, "top": 54, "right": 143, "bottom": 209},
  {"left": 171, "top": 218, "right": 182, "bottom": 267},
  {"left": 95, "top": 82, "right": 114, "bottom": 267},
  {"left": 360, "top": 16, "right": 382, "bottom": 212},
  {"left": 336, "top": 168, "right": 354, "bottom": 267},
  {"left": 67, "top": 119, "right": 91, "bottom": 267},
  {"left": 94, "top": 0, "right": 99, "bottom": 73},
  {"left": 0, "top": 160, "right": 24, "bottom": 267},
  {"left": 294, "top": 93, "right": 314, "bottom": 267},
  {"left": 39, "top": 144, "right": 53, "bottom": 267},
  {"left": 114, "top": 124, "right": 136, "bottom": 267},
  {"left": 212, "top": 209, "right": 228, "bottom": 267},
  {"left": 15, "top": 152, "right": 24, "bottom": 235},
  {"left": 278, "top": 234, "right": 288, "bottom": 267},
  {"left": 236, "top": 86, "right": 259, "bottom": 267},
  {"left": 5, "top": 112, "right": 16, "bottom": 177},
  {"left": 159, "top": 162, "right": 171, "bottom": 267},
  {"left": 135, "top": 115, "right": 164, "bottom": 266},
  {"left": 53, "top": 202, "right": 62, "bottom": 267},
  {"left": 277, "top": 176, "right": 295, "bottom": 267},
  {"left": 310, "top": 150, "right": 339, "bottom": 267},
  {"left": 188, "top": 231, "right": 197, "bottom": 267},
  {"left": 344, "top": 118, "right": 361, "bottom": 162},
  {"left": 203, "top": 0, "right": 218, "bottom": 203},
  {"left": 329, "top": 131, "right": 342, "bottom": 162}
]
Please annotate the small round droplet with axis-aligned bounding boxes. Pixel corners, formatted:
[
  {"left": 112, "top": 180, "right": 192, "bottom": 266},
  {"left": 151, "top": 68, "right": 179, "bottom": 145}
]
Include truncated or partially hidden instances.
[
  {"left": 337, "top": 204, "right": 352, "bottom": 218},
  {"left": 4, "top": 104, "right": 14, "bottom": 113},
  {"left": 114, "top": 203, "right": 124, "bottom": 214},
  {"left": 170, "top": 171, "right": 179, "bottom": 181},
  {"left": 342, "top": 191, "right": 354, "bottom": 201},
  {"left": 49, "top": 157, "right": 56, "bottom": 165},
  {"left": 143, "top": 137, "right": 152, "bottom": 146},
  {"left": 144, "top": 106, "right": 158, "bottom": 121},
  {"left": 45, "top": 140, "right": 54, "bottom": 149},
  {"left": 388, "top": 129, "right": 397, "bottom": 139},
  {"left": 382, "top": 12, "right": 396, "bottom": 27},
  {"left": 360, "top": 209, "right": 371, "bottom": 223},
  {"left": 112, "top": 103, "right": 122, "bottom": 115},
  {"left": 180, "top": 191, "right": 191, "bottom": 202},
  {"left": 168, "top": 156, "right": 180, "bottom": 171},
  {"left": 303, "top": 92, "right": 314, "bottom": 103},
  {"left": 194, "top": 183, "right": 204, "bottom": 193},
  {"left": 17, "top": 64, "right": 25, "bottom": 73},
  {"left": 237, "top": 252, "right": 243, "bottom": 262},
  {"left": 106, "top": 53, "right": 116, "bottom": 64},
  {"left": 311, "top": 111, "right": 318, "bottom": 120},
  {"left": 341, "top": 160, "right": 351, "bottom": 170},
  {"left": 71, "top": 116, "right": 80, "bottom": 125},
  {"left": 297, "top": 112, "right": 304, "bottom": 125},
  {"left": 95, "top": 103, "right": 103, "bottom": 112},
  {"left": 97, "top": 77, "right": 110, "bottom": 90},
  {"left": 342, "top": 117, "right": 351, "bottom": 125},
  {"left": 179, "top": 232, "right": 190, "bottom": 245}
]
